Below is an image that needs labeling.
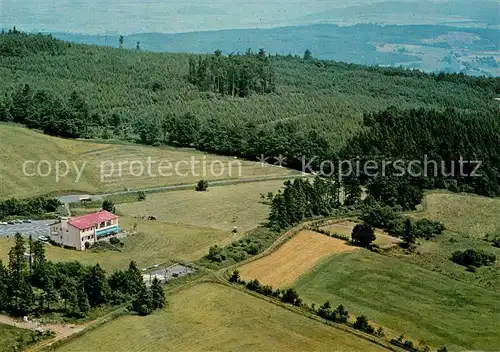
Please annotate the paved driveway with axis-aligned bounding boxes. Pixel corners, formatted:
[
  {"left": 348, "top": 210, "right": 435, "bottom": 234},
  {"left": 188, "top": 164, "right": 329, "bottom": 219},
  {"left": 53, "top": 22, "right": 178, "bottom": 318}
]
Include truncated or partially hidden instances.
[{"left": 0, "top": 220, "right": 54, "bottom": 238}]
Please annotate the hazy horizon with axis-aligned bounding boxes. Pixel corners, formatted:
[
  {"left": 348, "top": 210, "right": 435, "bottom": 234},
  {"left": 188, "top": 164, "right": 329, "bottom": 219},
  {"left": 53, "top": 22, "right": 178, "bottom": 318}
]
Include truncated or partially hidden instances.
[{"left": 1, "top": 0, "right": 498, "bottom": 35}]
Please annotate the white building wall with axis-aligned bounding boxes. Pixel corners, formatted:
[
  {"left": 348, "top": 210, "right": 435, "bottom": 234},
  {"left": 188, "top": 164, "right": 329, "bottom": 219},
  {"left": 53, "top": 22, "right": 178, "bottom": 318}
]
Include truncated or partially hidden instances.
[{"left": 50, "top": 216, "right": 119, "bottom": 251}]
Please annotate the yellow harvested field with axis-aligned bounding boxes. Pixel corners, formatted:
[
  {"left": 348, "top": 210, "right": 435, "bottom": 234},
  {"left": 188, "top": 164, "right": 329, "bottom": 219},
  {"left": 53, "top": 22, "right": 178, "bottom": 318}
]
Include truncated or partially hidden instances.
[
  {"left": 321, "top": 221, "right": 402, "bottom": 248},
  {"left": 239, "top": 230, "right": 359, "bottom": 288}
]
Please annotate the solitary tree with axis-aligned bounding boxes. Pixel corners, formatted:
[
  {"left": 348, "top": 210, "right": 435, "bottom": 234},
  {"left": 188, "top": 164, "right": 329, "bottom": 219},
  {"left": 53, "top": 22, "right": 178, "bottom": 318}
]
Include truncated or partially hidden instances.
[
  {"left": 136, "top": 41, "right": 141, "bottom": 50},
  {"left": 351, "top": 222, "right": 376, "bottom": 248},
  {"left": 119, "top": 35, "right": 124, "bottom": 48},
  {"left": 401, "top": 218, "right": 416, "bottom": 251},
  {"left": 137, "top": 191, "right": 146, "bottom": 201},
  {"left": 195, "top": 180, "right": 209, "bottom": 192},
  {"left": 102, "top": 200, "right": 116, "bottom": 213},
  {"left": 353, "top": 315, "right": 374, "bottom": 334},
  {"left": 304, "top": 49, "right": 312, "bottom": 60},
  {"left": 229, "top": 270, "right": 240, "bottom": 283}
]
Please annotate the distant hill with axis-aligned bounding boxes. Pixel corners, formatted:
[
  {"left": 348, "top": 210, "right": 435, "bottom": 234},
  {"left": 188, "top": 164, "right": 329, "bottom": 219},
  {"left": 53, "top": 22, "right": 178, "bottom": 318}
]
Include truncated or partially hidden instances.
[{"left": 51, "top": 24, "right": 500, "bottom": 76}]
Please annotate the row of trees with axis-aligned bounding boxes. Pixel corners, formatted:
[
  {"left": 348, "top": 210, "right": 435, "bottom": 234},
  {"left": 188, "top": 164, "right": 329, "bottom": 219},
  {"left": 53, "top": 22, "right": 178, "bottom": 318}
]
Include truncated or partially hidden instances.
[
  {"left": 360, "top": 206, "right": 444, "bottom": 239},
  {"left": 0, "top": 85, "right": 89, "bottom": 138},
  {"left": 187, "top": 49, "right": 276, "bottom": 97},
  {"left": 0, "top": 196, "right": 61, "bottom": 220},
  {"left": 268, "top": 178, "right": 343, "bottom": 230},
  {"left": 266, "top": 177, "right": 429, "bottom": 232},
  {"left": 0, "top": 234, "right": 165, "bottom": 317}
]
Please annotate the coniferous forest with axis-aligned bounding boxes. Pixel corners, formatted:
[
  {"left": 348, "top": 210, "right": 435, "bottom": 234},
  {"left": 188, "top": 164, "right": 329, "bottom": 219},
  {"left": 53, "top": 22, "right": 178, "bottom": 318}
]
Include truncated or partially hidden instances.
[
  {"left": 1, "top": 29, "right": 499, "bottom": 202},
  {"left": 0, "top": 233, "right": 165, "bottom": 318}
]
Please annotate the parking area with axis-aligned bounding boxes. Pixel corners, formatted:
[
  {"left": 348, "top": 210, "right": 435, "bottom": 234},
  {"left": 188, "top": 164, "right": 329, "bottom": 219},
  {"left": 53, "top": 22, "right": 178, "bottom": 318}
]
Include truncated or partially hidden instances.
[
  {"left": 143, "top": 264, "right": 195, "bottom": 285},
  {"left": 0, "top": 220, "right": 54, "bottom": 238}
]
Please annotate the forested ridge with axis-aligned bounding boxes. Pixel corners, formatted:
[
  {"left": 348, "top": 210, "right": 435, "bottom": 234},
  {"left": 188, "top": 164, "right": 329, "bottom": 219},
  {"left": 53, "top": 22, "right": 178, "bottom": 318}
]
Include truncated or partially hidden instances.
[{"left": 1, "top": 29, "right": 499, "bottom": 199}]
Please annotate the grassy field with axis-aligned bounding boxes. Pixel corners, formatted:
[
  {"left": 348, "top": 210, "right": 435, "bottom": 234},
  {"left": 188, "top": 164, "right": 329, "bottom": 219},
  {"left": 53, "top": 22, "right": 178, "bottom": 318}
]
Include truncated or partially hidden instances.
[
  {"left": 293, "top": 249, "right": 500, "bottom": 352},
  {"left": 239, "top": 230, "right": 359, "bottom": 288},
  {"left": 117, "top": 180, "right": 287, "bottom": 231},
  {"left": 0, "top": 216, "right": 235, "bottom": 271},
  {"left": 320, "top": 221, "right": 402, "bottom": 248},
  {"left": 412, "top": 192, "right": 500, "bottom": 238},
  {"left": 56, "top": 283, "right": 389, "bottom": 352},
  {"left": 0, "top": 124, "right": 103, "bottom": 199},
  {"left": 0, "top": 323, "right": 37, "bottom": 352},
  {"left": 388, "top": 192, "right": 500, "bottom": 291},
  {"left": 0, "top": 124, "right": 296, "bottom": 200}
]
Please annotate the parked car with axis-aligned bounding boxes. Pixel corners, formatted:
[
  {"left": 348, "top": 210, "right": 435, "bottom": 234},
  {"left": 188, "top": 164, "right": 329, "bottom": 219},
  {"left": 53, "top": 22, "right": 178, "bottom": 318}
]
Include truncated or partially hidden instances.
[
  {"left": 0, "top": 221, "right": 7, "bottom": 225},
  {"left": 7, "top": 221, "right": 15, "bottom": 225},
  {"left": 38, "top": 236, "right": 49, "bottom": 242},
  {"left": 22, "top": 219, "right": 32, "bottom": 223},
  {"left": 14, "top": 219, "right": 23, "bottom": 224}
]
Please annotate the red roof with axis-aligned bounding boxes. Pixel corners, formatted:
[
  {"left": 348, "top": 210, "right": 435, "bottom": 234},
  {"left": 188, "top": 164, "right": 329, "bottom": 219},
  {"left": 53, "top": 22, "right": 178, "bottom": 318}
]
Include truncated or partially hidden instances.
[{"left": 68, "top": 210, "right": 117, "bottom": 230}]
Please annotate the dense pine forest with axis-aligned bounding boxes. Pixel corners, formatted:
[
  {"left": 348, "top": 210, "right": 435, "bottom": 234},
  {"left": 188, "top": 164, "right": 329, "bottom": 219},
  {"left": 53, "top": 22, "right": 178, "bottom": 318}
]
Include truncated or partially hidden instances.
[
  {"left": 187, "top": 49, "right": 276, "bottom": 97},
  {"left": 1, "top": 29, "right": 499, "bottom": 200}
]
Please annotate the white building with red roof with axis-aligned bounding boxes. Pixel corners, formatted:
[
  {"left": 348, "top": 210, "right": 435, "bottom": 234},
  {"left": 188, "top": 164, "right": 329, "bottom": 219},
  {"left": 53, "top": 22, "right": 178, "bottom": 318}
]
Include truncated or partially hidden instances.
[{"left": 49, "top": 210, "right": 120, "bottom": 251}]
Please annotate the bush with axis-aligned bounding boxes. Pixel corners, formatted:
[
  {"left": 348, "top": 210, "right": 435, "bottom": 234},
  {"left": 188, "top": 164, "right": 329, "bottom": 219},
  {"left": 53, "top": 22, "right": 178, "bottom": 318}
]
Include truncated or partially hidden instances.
[
  {"left": 361, "top": 206, "right": 402, "bottom": 229},
  {"left": 281, "top": 288, "right": 301, "bottom": 305},
  {"left": 109, "top": 237, "right": 121, "bottom": 246},
  {"left": 412, "top": 218, "right": 445, "bottom": 238},
  {"left": 137, "top": 191, "right": 146, "bottom": 201},
  {"left": 485, "top": 233, "right": 500, "bottom": 248},
  {"left": 351, "top": 222, "right": 376, "bottom": 248},
  {"left": 246, "top": 279, "right": 261, "bottom": 292},
  {"left": 229, "top": 270, "right": 240, "bottom": 283},
  {"left": 451, "top": 249, "right": 496, "bottom": 268},
  {"left": 353, "top": 315, "right": 374, "bottom": 334},
  {"left": 195, "top": 179, "right": 208, "bottom": 191},
  {"left": 206, "top": 245, "right": 225, "bottom": 262},
  {"left": 102, "top": 200, "right": 116, "bottom": 213}
]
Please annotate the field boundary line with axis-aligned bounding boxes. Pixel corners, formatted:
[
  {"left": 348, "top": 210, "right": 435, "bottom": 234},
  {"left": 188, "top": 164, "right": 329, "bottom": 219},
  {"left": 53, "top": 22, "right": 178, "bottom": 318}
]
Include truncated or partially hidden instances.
[
  {"left": 206, "top": 280, "right": 406, "bottom": 352},
  {"left": 216, "top": 216, "right": 359, "bottom": 281}
]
